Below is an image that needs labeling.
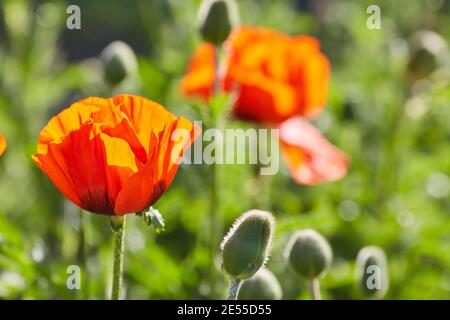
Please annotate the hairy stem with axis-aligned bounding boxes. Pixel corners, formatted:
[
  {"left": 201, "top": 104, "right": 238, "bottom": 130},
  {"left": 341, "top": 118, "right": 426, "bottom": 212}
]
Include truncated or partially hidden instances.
[
  {"left": 308, "top": 278, "right": 321, "bottom": 300},
  {"left": 209, "top": 160, "right": 220, "bottom": 296},
  {"left": 228, "top": 278, "right": 243, "bottom": 300},
  {"left": 110, "top": 216, "right": 126, "bottom": 300},
  {"left": 208, "top": 45, "right": 223, "bottom": 297},
  {"left": 78, "top": 210, "right": 89, "bottom": 299}
]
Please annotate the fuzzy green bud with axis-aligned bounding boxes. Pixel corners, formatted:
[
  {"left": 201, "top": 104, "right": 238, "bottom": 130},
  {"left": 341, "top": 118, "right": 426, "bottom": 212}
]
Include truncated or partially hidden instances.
[
  {"left": 100, "top": 41, "right": 137, "bottom": 85},
  {"left": 355, "top": 246, "right": 389, "bottom": 299},
  {"left": 221, "top": 210, "right": 275, "bottom": 280},
  {"left": 197, "top": 0, "right": 239, "bottom": 45},
  {"left": 237, "top": 268, "right": 282, "bottom": 300},
  {"left": 285, "top": 229, "right": 332, "bottom": 279},
  {"left": 408, "top": 30, "right": 447, "bottom": 82}
]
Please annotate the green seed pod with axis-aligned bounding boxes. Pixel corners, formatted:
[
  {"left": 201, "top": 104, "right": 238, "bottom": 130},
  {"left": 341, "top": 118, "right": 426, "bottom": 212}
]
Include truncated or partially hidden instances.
[
  {"left": 355, "top": 246, "right": 389, "bottom": 299},
  {"left": 221, "top": 210, "right": 275, "bottom": 280},
  {"left": 285, "top": 229, "right": 332, "bottom": 279},
  {"left": 237, "top": 268, "right": 282, "bottom": 300},
  {"left": 100, "top": 41, "right": 137, "bottom": 85},
  {"left": 197, "top": 0, "right": 239, "bottom": 46},
  {"left": 408, "top": 30, "right": 447, "bottom": 82}
]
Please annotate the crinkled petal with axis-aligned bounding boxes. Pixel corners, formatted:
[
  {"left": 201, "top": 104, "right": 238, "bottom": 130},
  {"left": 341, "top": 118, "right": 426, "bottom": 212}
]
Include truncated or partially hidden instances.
[
  {"left": 111, "top": 95, "right": 179, "bottom": 156},
  {"left": 114, "top": 117, "right": 198, "bottom": 215},
  {"left": 37, "top": 97, "right": 113, "bottom": 154},
  {"left": 34, "top": 124, "right": 138, "bottom": 214}
]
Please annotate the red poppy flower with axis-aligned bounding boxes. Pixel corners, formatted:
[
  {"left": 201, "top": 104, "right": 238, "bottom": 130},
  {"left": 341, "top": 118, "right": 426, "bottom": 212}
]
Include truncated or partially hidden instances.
[
  {"left": 182, "top": 26, "right": 348, "bottom": 184},
  {"left": 182, "top": 25, "right": 330, "bottom": 123},
  {"left": 0, "top": 135, "right": 7, "bottom": 157},
  {"left": 33, "top": 94, "right": 198, "bottom": 215}
]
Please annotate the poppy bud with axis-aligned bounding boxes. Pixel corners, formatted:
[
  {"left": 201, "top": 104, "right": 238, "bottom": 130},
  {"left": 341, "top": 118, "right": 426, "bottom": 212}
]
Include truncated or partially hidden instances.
[
  {"left": 355, "top": 246, "right": 389, "bottom": 299},
  {"left": 285, "top": 229, "right": 332, "bottom": 279},
  {"left": 237, "top": 268, "right": 282, "bottom": 300},
  {"left": 100, "top": 41, "right": 137, "bottom": 85},
  {"left": 408, "top": 30, "right": 447, "bottom": 82},
  {"left": 197, "top": 0, "right": 239, "bottom": 46},
  {"left": 221, "top": 210, "right": 275, "bottom": 280}
]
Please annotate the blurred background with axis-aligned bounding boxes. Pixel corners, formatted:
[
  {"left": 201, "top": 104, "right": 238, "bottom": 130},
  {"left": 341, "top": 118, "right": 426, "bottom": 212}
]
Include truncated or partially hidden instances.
[{"left": 0, "top": 0, "right": 449, "bottom": 299}]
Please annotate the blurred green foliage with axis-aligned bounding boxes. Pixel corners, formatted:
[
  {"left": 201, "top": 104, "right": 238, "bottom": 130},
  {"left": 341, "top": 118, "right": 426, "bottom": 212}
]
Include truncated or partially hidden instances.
[{"left": 0, "top": 0, "right": 449, "bottom": 299}]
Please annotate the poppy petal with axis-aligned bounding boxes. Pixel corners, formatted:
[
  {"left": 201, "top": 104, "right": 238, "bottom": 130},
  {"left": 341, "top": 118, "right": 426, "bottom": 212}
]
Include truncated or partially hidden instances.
[
  {"left": 34, "top": 124, "right": 138, "bottom": 214},
  {"left": 100, "top": 131, "right": 140, "bottom": 207},
  {"left": 0, "top": 135, "right": 7, "bottom": 157},
  {"left": 181, "top": 43, "right": 216, "bottom": 99},
  {"left": 37, "top": 97, "right": 112, "bottom": 154},
  {"left": 114, "top": 117, "right": 197, "bottom": 215},
  {"left": 226, "top": 64, "right": 298, "bottom": 123},
  {"left": 299, "top": 51, "right": 330, "bottom": 118},
  {"left": 111, "top": 95, "right": 179, "bottom": 155},
  {"left": 279, "top": 116, "right": 349, "bottom": 185},
  {"left": 100, "top": 118, "right": 147, "bottom": 165}
]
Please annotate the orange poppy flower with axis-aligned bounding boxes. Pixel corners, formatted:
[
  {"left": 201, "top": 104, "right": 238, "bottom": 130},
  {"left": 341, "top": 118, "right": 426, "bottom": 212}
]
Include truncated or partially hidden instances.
[
  {"left": 181, "top": 25, "right": 330, "bottom": 123},
  {"left": 33, "top": 94, "right": 198, "bottom": 215},
  {"left": 0, "top": 135, "right": 7, "bottom": 157},
  {"left": 182, "top": 26, "right": 348, "bottom": 185}
]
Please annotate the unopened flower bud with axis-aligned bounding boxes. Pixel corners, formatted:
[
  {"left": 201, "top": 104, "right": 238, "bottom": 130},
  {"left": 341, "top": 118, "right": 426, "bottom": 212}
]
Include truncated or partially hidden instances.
[
  {"left": 100, "top": 41, "right": 137, "bottom": 85},
  {"left": 197, "top": 0, "right": 239, "bottom": 45},
  {"left": 285, "top": 229, "right": 332, "bottom": 279},
  {"left": 355, "top": 246, "right": 389, "bottom": 299},
  {"left": 408, "top": 30, "right": 447, "bottom": 82},
  {"left": 221, "top": 210, "right": 275, "bottom": 280},
  {"left": 238, "top": 268, "right": 282, "bottom": 300}
]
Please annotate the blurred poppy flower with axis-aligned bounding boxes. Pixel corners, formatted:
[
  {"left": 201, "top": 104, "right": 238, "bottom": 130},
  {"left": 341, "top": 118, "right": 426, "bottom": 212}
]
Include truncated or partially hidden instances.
[
  {"left": 33, "top": 94, "right": 198, "bottom": 215},
  {"left": 0, "top": 135, "right": 7, "bottom": 157},
  {"left": 182, "top": 25, "right": 348, "bottom": 184},
  {"left": 182, "top": 25, "right": 330, "bottom": 123}
]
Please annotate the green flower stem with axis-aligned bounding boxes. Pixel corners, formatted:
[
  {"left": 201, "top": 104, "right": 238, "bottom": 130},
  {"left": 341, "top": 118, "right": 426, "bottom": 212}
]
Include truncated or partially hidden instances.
[
  {"left": 209, "top": 158, "right": 220, "bottom": 296},
  {"left": 308, "top": 278, "right": 321, "bottom": 300},
  {"left": 208, "top": 125, "right": 224, "bottom": 297},
  {"left": 78, "top": 209, "right": 89, "bottom": 299},
  {"left": 208, "top": 46, "right": 223, "bottom": 297},
  {"left": 228, "top": 278, "right": 243, "bottom": 300},
  {"left": 110, "top": 215, "right": 127, "bottom": 300}
]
